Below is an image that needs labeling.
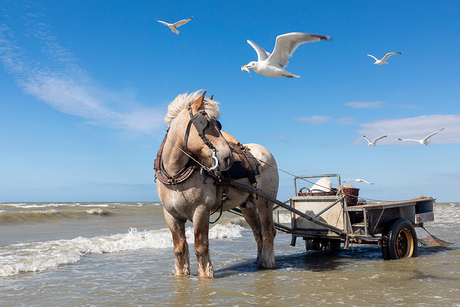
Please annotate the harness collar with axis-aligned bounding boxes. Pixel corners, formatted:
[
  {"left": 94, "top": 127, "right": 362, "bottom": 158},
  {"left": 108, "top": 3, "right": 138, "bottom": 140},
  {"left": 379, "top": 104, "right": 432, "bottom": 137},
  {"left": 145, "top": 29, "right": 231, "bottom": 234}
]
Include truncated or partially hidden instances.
[{"left": 154, "top": 131, "right": 198, "bottom": 185}]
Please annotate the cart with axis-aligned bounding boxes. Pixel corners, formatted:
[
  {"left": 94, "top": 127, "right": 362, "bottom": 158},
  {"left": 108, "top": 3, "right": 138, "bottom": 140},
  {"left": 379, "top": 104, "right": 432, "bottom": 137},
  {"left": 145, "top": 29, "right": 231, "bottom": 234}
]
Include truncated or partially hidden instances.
[{"left": 230, "top": 174, "right": 435, "bottom": 260}]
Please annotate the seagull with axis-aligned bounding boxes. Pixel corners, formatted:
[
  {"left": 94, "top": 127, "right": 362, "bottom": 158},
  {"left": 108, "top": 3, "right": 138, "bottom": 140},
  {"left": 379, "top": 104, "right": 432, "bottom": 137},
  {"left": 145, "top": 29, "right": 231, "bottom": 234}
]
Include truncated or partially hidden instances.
[
  {"left": 155, "top": 17, "right": 193, "bottom": 35},
  {"left": 363, "top": 135, "right": 387, "bottom": 146},
  {"left": 366, "top": 52, "right": 402, "bottom": 65},
  {"left": 241, "top": 32, "right": 331, "bottom": 78},
  {"left": 344, "top": 179, "right": 374, "bottom": 185},
  {"left": 398, "top": 128, "right": 445, "bottom": 145}
]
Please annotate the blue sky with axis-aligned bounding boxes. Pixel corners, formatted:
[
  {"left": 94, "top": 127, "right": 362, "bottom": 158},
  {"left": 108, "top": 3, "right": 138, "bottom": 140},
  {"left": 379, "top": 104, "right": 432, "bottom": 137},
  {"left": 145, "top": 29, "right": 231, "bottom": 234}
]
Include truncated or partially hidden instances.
[{"left": 1, "top": 0, "right": 459, "bottom": 202}]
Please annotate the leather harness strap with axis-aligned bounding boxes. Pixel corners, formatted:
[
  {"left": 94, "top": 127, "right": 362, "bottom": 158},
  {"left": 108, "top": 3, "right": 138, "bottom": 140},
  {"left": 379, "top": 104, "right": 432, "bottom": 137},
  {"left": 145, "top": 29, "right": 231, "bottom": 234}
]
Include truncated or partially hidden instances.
[
  {"left": 227, "top": 141, "right": 258, "bottom": 185},
  {"left": 183, "top": 104, "right": 217, "bottom": 154},
  {"left": 154, "top": 132, "right": 198, "bottom": 185}
]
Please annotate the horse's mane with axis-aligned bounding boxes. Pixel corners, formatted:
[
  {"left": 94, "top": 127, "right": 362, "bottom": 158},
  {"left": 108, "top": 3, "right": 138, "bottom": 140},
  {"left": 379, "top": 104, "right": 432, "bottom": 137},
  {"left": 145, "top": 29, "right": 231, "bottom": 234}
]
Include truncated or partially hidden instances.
[{"left": 164, "top": 90, "right": 220, "bottom": 127}]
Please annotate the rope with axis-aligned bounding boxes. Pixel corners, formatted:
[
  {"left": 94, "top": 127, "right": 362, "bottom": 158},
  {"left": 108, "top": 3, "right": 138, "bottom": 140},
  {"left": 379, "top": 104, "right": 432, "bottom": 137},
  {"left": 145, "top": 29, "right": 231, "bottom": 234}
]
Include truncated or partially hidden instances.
[
  {"left": 173, "top": 135, "right": 385, "bottom": 203},
  {"left": 175, "top": 144, "right": 210, "bottom": 170},
  {"left": 254, "top": 156, "right": 388, "bottom": 203}
]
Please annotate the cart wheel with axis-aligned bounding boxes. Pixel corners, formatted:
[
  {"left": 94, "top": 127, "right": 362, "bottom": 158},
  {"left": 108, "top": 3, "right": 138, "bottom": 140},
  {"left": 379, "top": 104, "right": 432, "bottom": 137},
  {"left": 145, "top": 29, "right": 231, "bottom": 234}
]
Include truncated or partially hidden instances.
[
  {"left": 305, "top": 239, "right": 319, "bottom": 251},
  {"left": 328, "top": 240, "right": 341, "bottom": 251},
  {"left": 306, "top": 239, "right": 341, "bottom": 252},
  {"left": 382, "top": 218, "right": 418, "bottom": 260}
]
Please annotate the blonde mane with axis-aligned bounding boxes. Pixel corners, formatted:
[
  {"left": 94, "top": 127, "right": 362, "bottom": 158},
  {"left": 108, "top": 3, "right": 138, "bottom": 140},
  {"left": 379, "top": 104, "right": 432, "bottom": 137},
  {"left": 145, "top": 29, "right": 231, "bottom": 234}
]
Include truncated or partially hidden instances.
[{"left": 164, "top": 90, "right": 220, "bottom": 126}]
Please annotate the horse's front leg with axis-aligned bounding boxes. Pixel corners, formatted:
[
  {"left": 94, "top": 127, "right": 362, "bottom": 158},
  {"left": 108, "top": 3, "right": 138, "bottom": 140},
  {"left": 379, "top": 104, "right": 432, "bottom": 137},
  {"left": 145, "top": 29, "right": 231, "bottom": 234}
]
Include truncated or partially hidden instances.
[
  {"left": 193, "top": 206, "right": 215, "bottom": 278},
  {"left": 163, "top": 207, "right": 190, "bottom": 276}
]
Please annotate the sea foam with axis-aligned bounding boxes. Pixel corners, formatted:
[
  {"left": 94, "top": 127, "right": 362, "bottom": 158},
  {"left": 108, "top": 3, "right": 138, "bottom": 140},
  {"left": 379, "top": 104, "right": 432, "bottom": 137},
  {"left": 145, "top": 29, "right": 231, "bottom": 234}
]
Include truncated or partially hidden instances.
[{"left": 0, "top": 223, "right": 245, "bottom": 277}]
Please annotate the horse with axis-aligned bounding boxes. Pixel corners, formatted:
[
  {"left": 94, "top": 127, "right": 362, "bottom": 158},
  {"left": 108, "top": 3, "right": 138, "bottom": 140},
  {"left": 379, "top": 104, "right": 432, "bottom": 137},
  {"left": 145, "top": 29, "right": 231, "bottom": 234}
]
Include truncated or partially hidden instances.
[{"left": 155, "top": 90, "right": 279, "bottom": 278}]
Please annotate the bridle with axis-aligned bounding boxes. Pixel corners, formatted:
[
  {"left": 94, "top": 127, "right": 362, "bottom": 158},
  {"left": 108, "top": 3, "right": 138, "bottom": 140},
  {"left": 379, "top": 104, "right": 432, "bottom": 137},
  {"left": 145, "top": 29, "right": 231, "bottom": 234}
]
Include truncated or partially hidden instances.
[
  {"left": 154, "top": 104, "right": 225, "bottom": 185},
  {"left": 183, "top": 103, "right": 222, "bottom": 171}
]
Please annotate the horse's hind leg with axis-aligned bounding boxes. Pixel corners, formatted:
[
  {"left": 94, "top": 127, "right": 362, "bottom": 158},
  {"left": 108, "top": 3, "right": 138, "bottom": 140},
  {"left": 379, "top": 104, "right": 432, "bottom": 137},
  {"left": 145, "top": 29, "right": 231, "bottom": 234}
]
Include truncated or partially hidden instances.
[
  {"left": 163, "top": 207, "right": 190, "bottom": 276},
  {"left": 253, "top": 197, "right": 276, "bottom": 269},
  {"left": 193, "top": 207, "right": 215, "bottom": 278},
  {"left": 240, "top": 199, "right": 263, "bottom": 263}
]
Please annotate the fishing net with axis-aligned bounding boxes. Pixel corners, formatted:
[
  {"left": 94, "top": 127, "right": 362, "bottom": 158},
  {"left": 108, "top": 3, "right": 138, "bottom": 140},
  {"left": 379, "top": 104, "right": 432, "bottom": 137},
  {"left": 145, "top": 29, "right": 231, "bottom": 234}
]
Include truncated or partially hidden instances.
[{"left": 418, "top": 227, "right": 454, "bottom": 247}]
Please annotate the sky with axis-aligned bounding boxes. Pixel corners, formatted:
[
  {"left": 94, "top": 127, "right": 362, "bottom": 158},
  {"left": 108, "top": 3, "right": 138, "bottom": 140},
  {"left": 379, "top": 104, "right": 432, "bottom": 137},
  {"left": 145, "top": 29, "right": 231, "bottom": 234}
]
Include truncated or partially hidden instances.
[{"left": 1, "top": 0, "right": 459, "bottom": 203}]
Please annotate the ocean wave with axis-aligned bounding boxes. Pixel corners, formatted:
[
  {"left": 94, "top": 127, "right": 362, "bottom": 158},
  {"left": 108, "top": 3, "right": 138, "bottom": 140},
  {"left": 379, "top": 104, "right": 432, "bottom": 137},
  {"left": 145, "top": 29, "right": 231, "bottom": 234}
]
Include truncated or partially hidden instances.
[
  {"left": 431, "top": 203, "right": 460, "bottom": 227},
  {"left": 0, "top": 223, "right": 245, "bottom": 277},
  {"left": 0, "top": 203, "right": 90, "bottom": 209},
  {"left": 0, "top": 202, "right": 161, "bottom": 209},
  {"left": 0, "top": 208, "right": 113, "bottom": 223},
  {"left": 85, "top": 209, "right": 111, "bottom": 215}
]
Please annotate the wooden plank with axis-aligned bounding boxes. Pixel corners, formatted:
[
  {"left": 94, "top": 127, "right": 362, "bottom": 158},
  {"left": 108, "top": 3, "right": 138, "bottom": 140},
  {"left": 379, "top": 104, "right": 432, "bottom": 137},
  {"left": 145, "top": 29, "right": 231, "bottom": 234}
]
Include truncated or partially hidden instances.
[{"left": 349, "top": 199, "right": 434, "bottom": 211}]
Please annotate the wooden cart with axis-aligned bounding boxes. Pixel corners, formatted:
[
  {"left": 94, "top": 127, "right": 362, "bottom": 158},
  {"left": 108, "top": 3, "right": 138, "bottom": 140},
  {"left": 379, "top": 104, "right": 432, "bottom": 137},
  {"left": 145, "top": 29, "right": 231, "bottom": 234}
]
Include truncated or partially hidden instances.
[{"left": 230, "top": 174, "right": 435, "bottom": 260}]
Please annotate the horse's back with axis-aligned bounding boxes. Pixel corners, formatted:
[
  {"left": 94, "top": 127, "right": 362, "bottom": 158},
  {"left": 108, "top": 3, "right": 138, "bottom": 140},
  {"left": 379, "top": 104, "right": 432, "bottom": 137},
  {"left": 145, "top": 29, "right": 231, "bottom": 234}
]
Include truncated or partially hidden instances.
[{"left": 243, "top": 143, "right": 279, "bottom": 197}]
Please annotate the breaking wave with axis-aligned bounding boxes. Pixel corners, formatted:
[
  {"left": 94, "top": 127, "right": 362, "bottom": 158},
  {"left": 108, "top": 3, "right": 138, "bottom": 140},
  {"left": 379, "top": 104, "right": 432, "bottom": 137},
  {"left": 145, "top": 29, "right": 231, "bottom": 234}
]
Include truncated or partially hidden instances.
[{"left": 0, "top": 223, "right": 245, "bottom": 277}]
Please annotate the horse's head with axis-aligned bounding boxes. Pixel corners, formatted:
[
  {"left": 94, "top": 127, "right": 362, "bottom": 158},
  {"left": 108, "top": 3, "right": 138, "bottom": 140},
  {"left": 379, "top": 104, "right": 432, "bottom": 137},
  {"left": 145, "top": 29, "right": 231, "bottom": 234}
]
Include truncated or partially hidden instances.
[{"left": 166, "top": 91, "right": 233, "bottom": 172}]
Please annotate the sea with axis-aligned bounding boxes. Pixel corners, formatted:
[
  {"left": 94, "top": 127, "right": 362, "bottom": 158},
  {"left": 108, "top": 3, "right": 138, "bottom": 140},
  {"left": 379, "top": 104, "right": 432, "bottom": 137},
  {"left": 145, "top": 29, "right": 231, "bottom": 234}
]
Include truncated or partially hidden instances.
[{"left": 0, "top": 201, "right": 459, "bottom": 306}]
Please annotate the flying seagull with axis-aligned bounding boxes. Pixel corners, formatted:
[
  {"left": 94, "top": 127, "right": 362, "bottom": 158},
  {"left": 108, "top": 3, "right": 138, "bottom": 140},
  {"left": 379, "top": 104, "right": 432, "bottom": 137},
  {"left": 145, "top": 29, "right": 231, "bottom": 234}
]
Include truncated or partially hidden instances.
[
  {"left": 398, "top": 128, "right": 445, "bottom": 145},
  {"left": 363, "top": 135, "right": 387, "bottom": 146},
  {"left": 241, "top": 32, "right": 331, "bottom": 78},
  {"left": 155, "top": 17, "right": 193, "bottom": 35},
  {"left": 366, "top": 52, "right": 402, "bottom": 65},
  {"left": 344, "top": 178, "right": 374, "bottom": 185}
]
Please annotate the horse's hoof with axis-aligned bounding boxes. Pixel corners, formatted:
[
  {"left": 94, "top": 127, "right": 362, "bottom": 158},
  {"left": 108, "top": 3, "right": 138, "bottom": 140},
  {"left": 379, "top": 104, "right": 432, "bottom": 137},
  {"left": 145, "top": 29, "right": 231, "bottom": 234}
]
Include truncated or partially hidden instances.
[{"left": 257, "top": 258, "right": 276, "bottom": 269}]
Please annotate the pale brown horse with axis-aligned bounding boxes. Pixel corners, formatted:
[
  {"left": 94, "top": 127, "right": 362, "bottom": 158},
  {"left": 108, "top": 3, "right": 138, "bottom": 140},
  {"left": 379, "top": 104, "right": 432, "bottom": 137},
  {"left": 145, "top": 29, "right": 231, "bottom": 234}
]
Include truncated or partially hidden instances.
[{"left": 156, "top": 90, "right": 279, "bottom": 278}]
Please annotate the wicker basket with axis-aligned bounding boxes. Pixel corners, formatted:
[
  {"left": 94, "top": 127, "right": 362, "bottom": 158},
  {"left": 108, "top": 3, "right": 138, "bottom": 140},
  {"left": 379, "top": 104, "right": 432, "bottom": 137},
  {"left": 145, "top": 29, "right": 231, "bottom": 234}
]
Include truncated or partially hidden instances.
[
  {"left": 298, "top": 187, "right": 338, "bottom": 196},
  {"left": 341, "top": 187, "right": 360, "bottom": 206}
]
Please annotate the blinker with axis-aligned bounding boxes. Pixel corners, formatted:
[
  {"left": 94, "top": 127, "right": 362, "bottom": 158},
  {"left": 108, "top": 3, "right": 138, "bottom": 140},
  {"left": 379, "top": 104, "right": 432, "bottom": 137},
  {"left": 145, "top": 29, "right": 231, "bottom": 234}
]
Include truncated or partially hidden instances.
[
  {"left": 191, "top": 111, "right": 209, "bottom": 135},
  {"left": 192, "top": 111, "right": 222, "bottom": 134}
]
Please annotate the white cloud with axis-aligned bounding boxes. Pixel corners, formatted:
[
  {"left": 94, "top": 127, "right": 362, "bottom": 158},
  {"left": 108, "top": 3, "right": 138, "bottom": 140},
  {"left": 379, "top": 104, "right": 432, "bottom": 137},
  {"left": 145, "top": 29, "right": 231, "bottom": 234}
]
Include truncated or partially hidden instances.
[
  {"left": 294, "top": 115, "right": 332, "bottom": 125},
  {"left": 0, "top": 21, "right": 164, "bottom": 135},
  {"left": 345, "top": 101, "right": 386, "bottom": 109},
  {"left": 294, "top": 115, "right": 355, "bottom": 126},
  {"left": 358, "top": 114, "right": 460, "bottom": 145},
  {"left": 335, "top": 116, "right": 356, "bottom": 125}
]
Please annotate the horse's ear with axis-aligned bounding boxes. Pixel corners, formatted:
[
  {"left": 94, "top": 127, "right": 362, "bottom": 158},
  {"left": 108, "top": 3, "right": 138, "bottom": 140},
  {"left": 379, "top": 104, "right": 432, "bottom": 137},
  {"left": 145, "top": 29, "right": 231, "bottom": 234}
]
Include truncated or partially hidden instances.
[
  {"left": 191, "top": 90, "right": 207, "bottom": 114},
  {"left": 210, "top": 95, "right": 214, "bottom": 100}
]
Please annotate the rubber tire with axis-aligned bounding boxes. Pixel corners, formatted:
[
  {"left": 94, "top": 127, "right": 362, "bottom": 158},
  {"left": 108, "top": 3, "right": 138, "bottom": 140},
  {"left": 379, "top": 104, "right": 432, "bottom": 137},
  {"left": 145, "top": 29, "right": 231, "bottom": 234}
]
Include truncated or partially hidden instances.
[
  {"left": 325, "top": 240, "right": 341, "bottom": 252},
  {"left": 306, "top": 239, "right": 341, "bottom": 252},
  {"left": 306, "top": 239, "right": 319, "bottom": 251},
  {"left": 382, "top": 218, "right": 418, "bottom": 260}
]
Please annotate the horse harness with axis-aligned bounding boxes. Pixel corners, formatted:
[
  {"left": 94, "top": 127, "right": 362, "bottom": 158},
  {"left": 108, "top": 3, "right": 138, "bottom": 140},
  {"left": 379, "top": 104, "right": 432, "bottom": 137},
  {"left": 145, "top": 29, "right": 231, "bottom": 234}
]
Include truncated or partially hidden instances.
[
  {"left": 183, "top": 103, "right": 222, "bottom": 155},
  {"left": 154, "top": 105, "right": 259, "bottom": 187}
]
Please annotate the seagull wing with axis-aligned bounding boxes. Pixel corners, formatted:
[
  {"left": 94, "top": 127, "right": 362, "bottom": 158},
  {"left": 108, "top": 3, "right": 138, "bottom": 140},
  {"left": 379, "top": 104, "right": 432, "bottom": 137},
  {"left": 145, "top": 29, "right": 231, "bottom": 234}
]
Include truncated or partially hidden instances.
[
  {"left": 247, "top": 40, "right": 271, "bottom": 62},
  {"left": 173, "top": 17, "right": 193, "bottom": 28},
  {"left": 424, "top": 128, "right": 445, "bottom": 141},
  {"left": 155, "top": 19, "right": 171, "bottom": 27},
  {"left": 363, "top": 136, "right": 372, "bottom": 144},
  {"left": 363, "top": 180, "right": 374, "bottom": 185},
  {"left": 267, "top": 33, "right": 331, "bottom": 68},
  {"left": 398, "top": 138, "right": 420, "bottom": 142},
  {"left": 366, "top": 54, "right": 378, "bottom": 61},
  {"left": 373, "top": 135, "right": 388, "bottom": 143},
  {"left": 381, "top": 52, "right": 402, "bottom": 61}
]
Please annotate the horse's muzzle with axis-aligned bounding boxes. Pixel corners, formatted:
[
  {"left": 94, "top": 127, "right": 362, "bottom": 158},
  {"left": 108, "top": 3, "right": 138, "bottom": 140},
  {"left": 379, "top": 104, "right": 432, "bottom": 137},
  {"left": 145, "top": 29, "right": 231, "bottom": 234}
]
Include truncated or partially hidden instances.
[
  {"left": 221, "top": 154, "right": 233, "bottom": 171},
  {"left": 214, "top": 151, "right": 233, "bottom": 172}
]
